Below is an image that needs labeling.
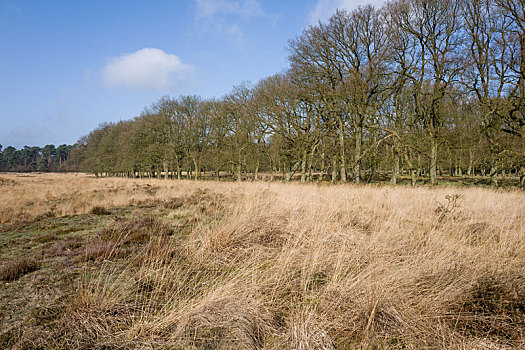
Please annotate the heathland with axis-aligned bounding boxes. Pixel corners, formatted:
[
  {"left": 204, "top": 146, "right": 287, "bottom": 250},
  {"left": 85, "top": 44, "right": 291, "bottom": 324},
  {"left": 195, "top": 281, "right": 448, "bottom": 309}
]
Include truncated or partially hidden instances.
[{"left": 1, "top": 173, "right": 524, "bottom": 349}]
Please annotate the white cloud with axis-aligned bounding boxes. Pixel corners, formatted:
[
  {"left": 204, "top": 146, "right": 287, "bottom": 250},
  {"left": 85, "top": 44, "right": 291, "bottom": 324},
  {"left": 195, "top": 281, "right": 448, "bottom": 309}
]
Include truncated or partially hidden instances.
[
  {"left": 102, "top": 48, "right": 193, "bottom": 90},
  {"left": 194, "top": 0, "right": 264, "bottom": 20},
  {"left": 309, "top": 0, "right": 386, "bottom": 24}
]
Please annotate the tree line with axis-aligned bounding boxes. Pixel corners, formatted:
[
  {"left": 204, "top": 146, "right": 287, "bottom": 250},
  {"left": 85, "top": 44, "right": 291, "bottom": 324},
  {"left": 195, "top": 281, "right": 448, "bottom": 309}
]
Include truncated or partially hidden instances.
[
  {"left": 16, "top": 0, "right": 525, "bottom": 186},
  {"left": 0, "top": 144, "right": 78, "bottom": 172}
]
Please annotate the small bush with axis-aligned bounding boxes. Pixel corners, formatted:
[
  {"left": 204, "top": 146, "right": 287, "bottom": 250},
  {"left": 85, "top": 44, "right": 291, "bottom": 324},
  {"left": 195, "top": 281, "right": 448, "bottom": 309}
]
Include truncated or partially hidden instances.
[
  {"left": 0, "top": 257, "right": 39, "bottom": 281},
  {"left": 435, "top": 194, "right": 463, "bottom": 222},
  {"left": 90, "top": 206, "right": 111, "bottom": 215}
]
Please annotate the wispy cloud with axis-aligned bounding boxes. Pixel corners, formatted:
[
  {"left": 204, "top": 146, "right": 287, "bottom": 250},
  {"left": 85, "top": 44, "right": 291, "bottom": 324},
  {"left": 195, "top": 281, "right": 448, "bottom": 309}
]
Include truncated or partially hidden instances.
[
  {"left": 193, "top": 0, "right": 267, "bottom": 48},
  {"left": 194, "top": 0, "right": 264, "bottom": 20},
  {"left": 102, "top": 48, "right": 193, "bottom": 91},
  {"left": 309, "top": 0, "right": 386, "bottom": 24}
]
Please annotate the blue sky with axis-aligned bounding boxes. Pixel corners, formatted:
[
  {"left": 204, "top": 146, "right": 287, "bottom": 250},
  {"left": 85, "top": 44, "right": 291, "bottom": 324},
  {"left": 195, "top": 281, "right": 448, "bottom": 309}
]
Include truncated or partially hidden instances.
[{"left": 0, "top": 0, "right": 384, "bottom": 148}]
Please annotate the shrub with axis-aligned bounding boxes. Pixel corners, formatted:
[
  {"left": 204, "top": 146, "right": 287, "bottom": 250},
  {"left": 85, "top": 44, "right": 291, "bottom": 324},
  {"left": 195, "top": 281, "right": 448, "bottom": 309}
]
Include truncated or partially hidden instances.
[{"left": 90, "top": 206, "right": 111, "bottom": 215}]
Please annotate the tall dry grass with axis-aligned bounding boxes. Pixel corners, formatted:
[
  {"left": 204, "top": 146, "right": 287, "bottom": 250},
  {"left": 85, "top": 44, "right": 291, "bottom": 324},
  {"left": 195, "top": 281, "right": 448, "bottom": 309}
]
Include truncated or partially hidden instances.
[
  {"left": 2, "top": 173, "right": 525, "bottom": 348},
  {"left": 0, "top": 173, "right": 227, "bottom": 223}
]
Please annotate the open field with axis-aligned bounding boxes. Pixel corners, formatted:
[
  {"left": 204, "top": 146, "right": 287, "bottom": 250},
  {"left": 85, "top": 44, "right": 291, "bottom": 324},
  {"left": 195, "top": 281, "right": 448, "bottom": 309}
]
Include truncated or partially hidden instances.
[{"left": 1, "top": 173, "right": 525, "bottom": 349}]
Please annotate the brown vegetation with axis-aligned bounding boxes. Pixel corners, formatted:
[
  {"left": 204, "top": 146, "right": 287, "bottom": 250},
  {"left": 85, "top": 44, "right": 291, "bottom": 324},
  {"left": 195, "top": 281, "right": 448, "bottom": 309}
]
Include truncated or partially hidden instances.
[
  {"left": 90, "top": 206, "right": 111, "bottom": 215},
  {"left": 0, "top": 257, "right": 39, "bottom": 282},
  {"left": 1, "top": 173, "right": 524, "bottom": 348}
]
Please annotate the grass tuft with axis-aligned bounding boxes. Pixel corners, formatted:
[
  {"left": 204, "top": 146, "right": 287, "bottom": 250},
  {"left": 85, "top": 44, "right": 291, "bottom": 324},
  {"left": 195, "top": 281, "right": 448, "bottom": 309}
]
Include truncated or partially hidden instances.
[
  {"left": 0, "top": 257, "right": 39, "bottom": 281},
  {"left": 90, "top": 206, "right": 111, "bottom": 215}
]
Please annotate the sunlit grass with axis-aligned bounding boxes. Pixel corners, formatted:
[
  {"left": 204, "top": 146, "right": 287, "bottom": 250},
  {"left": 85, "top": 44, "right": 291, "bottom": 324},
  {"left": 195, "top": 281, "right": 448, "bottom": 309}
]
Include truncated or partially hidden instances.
[{"left": 1, "top": 173, "right": 524, "bottom": 348}]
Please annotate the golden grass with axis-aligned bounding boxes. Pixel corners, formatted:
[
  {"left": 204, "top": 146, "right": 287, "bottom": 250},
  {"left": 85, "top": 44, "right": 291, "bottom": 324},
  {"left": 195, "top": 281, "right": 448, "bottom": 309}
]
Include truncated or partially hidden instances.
[
  {"left": 0, "top": 172, "right": 204, "bottom": 223},
  {"left": 1, "top": 173, "right": 525, "bottom": 348}
]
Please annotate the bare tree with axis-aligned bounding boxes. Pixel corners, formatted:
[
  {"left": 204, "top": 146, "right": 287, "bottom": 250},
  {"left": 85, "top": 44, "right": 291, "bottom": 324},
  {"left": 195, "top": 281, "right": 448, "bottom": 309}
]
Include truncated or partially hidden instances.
[{"left": 389, "top": 0, "right": 464, "bottom": 185}]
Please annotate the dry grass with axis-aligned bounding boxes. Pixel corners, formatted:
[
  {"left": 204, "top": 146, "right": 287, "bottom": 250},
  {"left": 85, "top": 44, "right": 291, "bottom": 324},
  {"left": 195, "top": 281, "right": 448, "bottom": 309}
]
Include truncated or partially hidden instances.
[
  {"left": 0, "top": 257, "right": 39, "bottom": 281},
  {"left": 0, "top": 173, "right": 226, "bottom": 223},
  {"left": 1, "top": 173, "right": 524, "bottom": 348}
]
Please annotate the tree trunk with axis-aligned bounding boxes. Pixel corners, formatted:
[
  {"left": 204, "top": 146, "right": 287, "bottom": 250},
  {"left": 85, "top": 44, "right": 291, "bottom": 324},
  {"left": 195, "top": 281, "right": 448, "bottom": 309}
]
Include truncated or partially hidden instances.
[
  {"left": 331, "top": 156, "right": 337, "bottom": 183},
  {"left": 404, "top": 153, "right": 417, "bottom": 188},
  {"left": 391, "top": 151, "right": 400, "bottom": 185},
  {"left": 236, "top": 152, "right": 242, "bottom": 182},
  {"left": 449, "top": 151, "right": 453, "bottom": 176},
  {"left": 254, "top": 158, "right": 260, "bottom": 181},
  {"left": 320, "top": 152, "right": 326, "bottom": 182},
  {"left": 489, "top": 166, "right": 498, "bottom": 186},
  {"left": 193, "top": 158, "right": 199, "bottom": 181},
  {"left": 411, "top": 169, "right": 417, "bottom": 187},
  {"left": 354, "top": 122, "right": 362, "bottom": 184},
  {"left": 285, "top": 161, "right": 300, "bottom": 182},
  {"left": 300, "top": 148, "right": 308, "bottom": 183},
  {"left": 430, "top": 136, "right": 438, "bottom": 185},
  {"left": 467, "top": 148, "right": 473, "bottom": 176},
  {"left": 307, "top": 142, "right": 318, "bottom": 182},
  {"left": 338, "top": 118, "right": 347, "bottom": 183}
]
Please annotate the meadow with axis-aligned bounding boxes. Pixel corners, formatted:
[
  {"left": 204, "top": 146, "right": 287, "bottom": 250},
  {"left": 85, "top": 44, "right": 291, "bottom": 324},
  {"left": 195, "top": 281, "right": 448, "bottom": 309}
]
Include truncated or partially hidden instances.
[{"left": 1, "top": 173, "right": 524, "bottom": 349}]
